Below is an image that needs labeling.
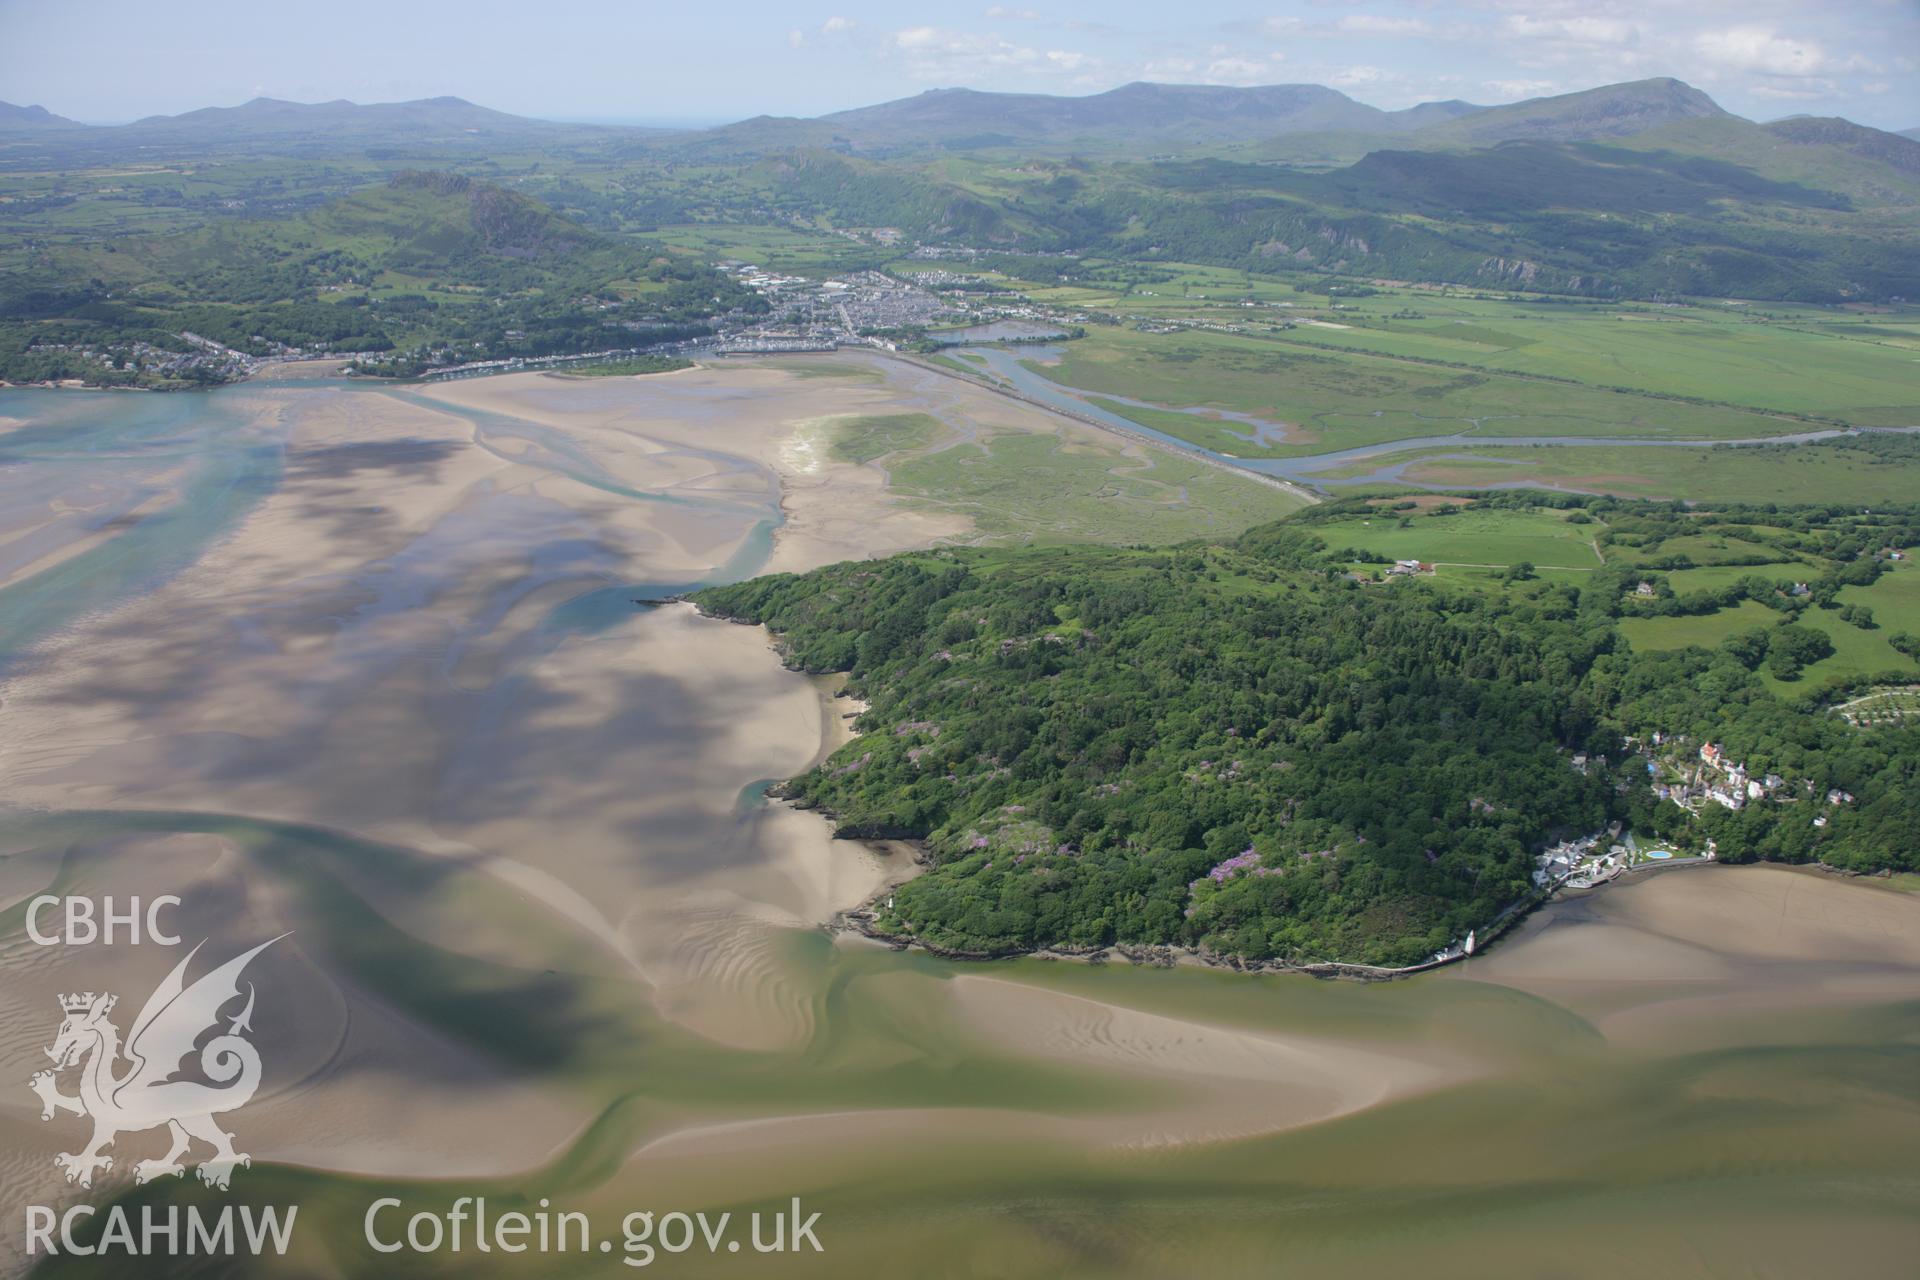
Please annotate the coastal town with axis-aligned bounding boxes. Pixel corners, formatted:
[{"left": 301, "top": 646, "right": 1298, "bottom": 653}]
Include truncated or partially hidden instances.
[
  {"left": 5, "top": 331, "right": 256, "bottom": 386},
  {"left": 2, "top": 255, "right": 1098, "bottom": 387},
  {"left": 1527, "top": 725, "right": 1863, "bottom": 899},
  {"left": 712, "top": 262, "right": 1084, "bottom": 354}
]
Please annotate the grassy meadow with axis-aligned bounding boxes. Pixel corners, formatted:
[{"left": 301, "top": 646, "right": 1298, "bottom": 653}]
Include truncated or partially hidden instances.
[
  {"left": 1620, "top": 557, "right": 1920, "bottom": 692},
  {"left": 888, "top": 430, "right": 1303, "bottom": 544},
  {"left": 1020, "top": 324, "right": 1840, "bottom": 459},
  {"left": 813, "top": 405, "right": 1306, "bottom": 546},
  {"left": 1332, "top": 441, "right": 1920, "bottom": 505},
  {"left": 1294, "top": 501, "right": 1919, "bottom": 696},
  {"left": 827, "top": 412, "right": 944, "bottom": 464},
  {"left": 871, "top": 256, "right": 1920, "bottom": 512},
  {"left": 1312, "top": 506, "right": 1605, "bottom": 570}
]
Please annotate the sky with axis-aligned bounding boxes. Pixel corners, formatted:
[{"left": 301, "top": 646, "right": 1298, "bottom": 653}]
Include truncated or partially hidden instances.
[{"left": 2, "top": 0, "right": 1915, "bottom": 130}]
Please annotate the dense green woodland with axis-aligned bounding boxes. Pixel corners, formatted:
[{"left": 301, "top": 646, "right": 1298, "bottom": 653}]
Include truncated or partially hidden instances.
[{"left": 695, "top": 498, "right": 1920, "bottom": 965}]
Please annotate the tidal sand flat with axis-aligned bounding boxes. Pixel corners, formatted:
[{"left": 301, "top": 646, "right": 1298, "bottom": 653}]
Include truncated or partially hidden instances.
[
  {"left": 0, "top": 365, "right": 1916, "bottom": 1279},
  {"left": 416, "top": 359, "right": 979, "bottom": 573},
  {"left": 0, "top": 364, "right": 968, "bottom": 1266},
  {"left": 0, "top": 356, "right": 1219, "bottom": 1263}
]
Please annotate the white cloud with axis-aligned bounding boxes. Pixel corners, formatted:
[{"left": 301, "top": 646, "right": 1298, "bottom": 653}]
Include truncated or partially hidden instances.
[
  {"left": 1694, "top": 26, "right": 1864, "bottom": 78},
  {"left": 1336, "top": 15, "right": 1434, "bottom": 38},
  {"left": 1483, "top": 78, "right": 1560, "bottom": 100},
  {"left": 1141, "top": 51, "right": 1287, "bottom": 87},
  {"left": 1205, "top": 56, "right": 1280, "bottom": 84},
  {"left": 1503, "top": 15, "right": 1639, "bottom": 48},
  {"left": 1748, "top": 82, "right": 1832, "bottom": 100},
  {"left": 889, "top": 26, "right": 1065, "bottom": 81},
  {"left": 786, "top": 28, "right": 805, "bottom": 49},
  {"left": 1326, "top": 64, "right": 1398, "bottom": 89},
  {"left": 821, "top": 16, "right": 857, "bottom": 35}
]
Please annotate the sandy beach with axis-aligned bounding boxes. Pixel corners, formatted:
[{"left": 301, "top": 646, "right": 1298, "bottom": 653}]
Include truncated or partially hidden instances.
[
  {"left": 416, "top": 359, "right": 980, "bottom": 573},
  {"left": 0, "top": 362, "right": 978, "bottom": 1219},
  {"left": 0, "top": 356, "right": 1106, "bottom": 1220},
  {"left": 1454, "top": 864, "right": 1920, "bottom": 1047}
]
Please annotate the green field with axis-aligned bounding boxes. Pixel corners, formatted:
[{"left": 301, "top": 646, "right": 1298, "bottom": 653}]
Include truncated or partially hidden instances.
[
  {"left": 1627, "top": 531, "right": 1797, "bottom": 567},
  {"left": 1081, "top": 395, "right": 1314, "bottom": 457},
  {"left": 1292, "top": 502, "right": 1920, "bottom": 696},
  {"left": 1618, "top": 599, "right": 1782, "bottom": 653},
  {"left": 787, "top": 386, "right": 1306, "bottom": 546},
  {"left": 1659, "top": 563, "right": 1803, "bottom": 593},
  {"left": 1841, "top": 555, "right": 1920, "bottom": 637},
  {"left": 1620, "top": 558, "right": 1920, "bottom": 691},
  {"left": 927, "top": 272, "right": 1920, "bottom": 486},
  {"left": 886, "top": 428, "right": 1305, "bottom": 545},
  {"left": 1333, "top": 441, "right": 1920, "bottom": 506},
  {"left": 1311, "top": 506, "right": 1604, "bottom": 569},
  {"left": 1025, "top": 325, "right": 1829, "bottom": 462},
  {"left": 1259, "top": 305, "right": 1920, "bottom": 423},
  {"left": 829, "top": 412, "right": 943, "bottom": 464},
  {"left": 650, "top": 222, "right": 881, "bottom": 273}
]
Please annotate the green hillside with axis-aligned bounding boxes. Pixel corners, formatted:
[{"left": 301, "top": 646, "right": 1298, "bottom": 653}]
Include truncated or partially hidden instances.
[
  {"left": 632, "top": 114, "right": 1920, "bottom": 302},
  {"left": 695, "top": 496, "right": 1920, "bottom": 965},
  {"left": 694, "top": 79, "right": 1729, "bottom": 158},
  {"left": 0, "top": 171, "right": 758, "bottom": 383},
  {"left": 1413, "top": 78, "right": 1729, "bottom": 146}
]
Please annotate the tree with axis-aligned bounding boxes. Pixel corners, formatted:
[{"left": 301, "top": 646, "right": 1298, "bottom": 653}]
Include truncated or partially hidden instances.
[
  {"left": 1719, "top": 627, "right": 1770, "bottom": 670},
  {"left": 1769, "top": 623, "right": 1833, "bottom": 667}
]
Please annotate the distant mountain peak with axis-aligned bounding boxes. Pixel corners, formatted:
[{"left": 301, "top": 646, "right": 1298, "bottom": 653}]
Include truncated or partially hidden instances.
[
  {"left": 112, "top": 94, "right": 561, "bottom": 141},
  {"left": 0, "top": 100, "right": 83, "bottom": 129},
  {"left": 1417, "top": 77, "right": 1732, "bottom": 145},
  {"left": 1763, "top": 115, "right": 1920, "bottom": 178},
  {"left": 735, "top": 78, "right": 1749, "bottom": 156},
  {"left": 805, "top": 80, "right": 1402, "bottom": 152}
]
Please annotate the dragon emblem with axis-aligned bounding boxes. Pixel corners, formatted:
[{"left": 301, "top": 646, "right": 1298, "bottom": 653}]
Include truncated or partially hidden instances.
[{"left": 28, "top": 936, "right": 284, "bottom": 1191}]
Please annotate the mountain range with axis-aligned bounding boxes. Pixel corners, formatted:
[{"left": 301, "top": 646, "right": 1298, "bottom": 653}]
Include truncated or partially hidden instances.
[
  {"left": 719, "top": 81, "right": 1483, "bottom": 153},
  {"left": 131, "top": 95, "right": 546, "bottom": 136},
  {"left": 0, "top": 77, "right": 1852, "bottom": 152},
  {"left": 5, "top": 78, "right": 1916, "bottom": 304},
  {"left": 11, "top": 78, "right": 1908, "bottom": 176},
  {"left": 668, "top": 77, "right": 1766, "bottom": 157},
  {"left": 1405, "top": 78, "right": 1728, "bottom": 146}
]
